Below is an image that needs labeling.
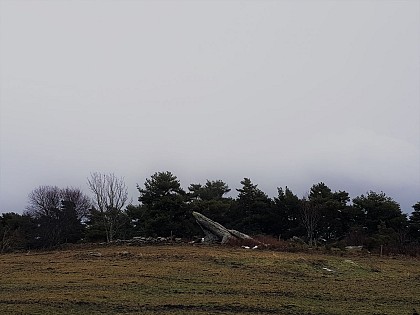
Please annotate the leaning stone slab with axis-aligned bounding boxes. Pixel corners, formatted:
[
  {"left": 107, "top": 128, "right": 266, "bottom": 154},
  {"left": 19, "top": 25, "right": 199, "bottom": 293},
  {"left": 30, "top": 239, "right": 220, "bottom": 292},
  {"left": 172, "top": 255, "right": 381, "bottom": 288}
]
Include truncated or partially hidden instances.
[{"left": 192, "top": 211, "right": 253, "bottom": 244}]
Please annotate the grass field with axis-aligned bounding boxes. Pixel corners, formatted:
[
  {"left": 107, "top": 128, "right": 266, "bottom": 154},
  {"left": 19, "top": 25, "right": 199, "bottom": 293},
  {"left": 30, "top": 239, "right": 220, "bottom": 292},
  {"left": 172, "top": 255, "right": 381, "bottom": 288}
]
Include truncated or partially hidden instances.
[{"left": 0, "top": 244, "right": 419, "bottom": 314}]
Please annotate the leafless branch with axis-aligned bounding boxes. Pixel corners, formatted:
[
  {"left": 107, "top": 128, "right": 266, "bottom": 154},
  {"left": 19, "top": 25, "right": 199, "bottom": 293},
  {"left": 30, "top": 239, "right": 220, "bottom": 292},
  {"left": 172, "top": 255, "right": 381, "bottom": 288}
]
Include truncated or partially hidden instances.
[
  {"left": 300, "top": 198, "right": 321, "bottom": 246},
  {"left": 87, "top": 172, "right": 128, "bottom": 242}
]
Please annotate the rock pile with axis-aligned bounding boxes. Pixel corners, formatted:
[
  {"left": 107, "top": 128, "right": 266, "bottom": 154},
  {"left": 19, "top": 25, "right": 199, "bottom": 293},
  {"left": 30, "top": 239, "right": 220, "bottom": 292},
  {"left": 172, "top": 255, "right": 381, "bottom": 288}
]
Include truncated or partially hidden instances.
[{"left": 111, "top": 236, "right": 183, "bottom": 245}]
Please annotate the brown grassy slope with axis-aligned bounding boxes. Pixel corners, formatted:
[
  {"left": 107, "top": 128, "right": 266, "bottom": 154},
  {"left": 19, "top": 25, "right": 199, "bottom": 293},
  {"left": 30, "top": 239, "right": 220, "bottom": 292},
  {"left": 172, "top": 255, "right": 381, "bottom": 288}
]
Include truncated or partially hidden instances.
[{"left": 0, "top": 245, "right": 419, "bottom": 315}]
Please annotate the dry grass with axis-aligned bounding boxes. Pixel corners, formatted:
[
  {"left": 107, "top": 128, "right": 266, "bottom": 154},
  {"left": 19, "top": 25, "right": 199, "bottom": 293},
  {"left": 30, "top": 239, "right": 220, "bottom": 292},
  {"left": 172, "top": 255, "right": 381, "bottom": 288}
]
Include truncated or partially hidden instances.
[{"left": 0, "top": 244, "right": 419, "bottom": 314}]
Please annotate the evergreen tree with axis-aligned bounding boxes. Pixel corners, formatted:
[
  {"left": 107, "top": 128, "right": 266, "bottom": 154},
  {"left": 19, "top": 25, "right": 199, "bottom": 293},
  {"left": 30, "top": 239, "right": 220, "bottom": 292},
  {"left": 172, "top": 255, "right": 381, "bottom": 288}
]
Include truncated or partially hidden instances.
[
  {"left": 352, "top": 191, "right": 408, "bottom": 249},
  {"left": 274, "top": 187, "right": 304, "bottom": 239},
  {"left": 0, "top": 213, "right": 33, "bottom": 252},
  {"left": 84, "top": 208, "right": 108, "bottom": 242},
  {"left": 188, "top": 180, "right": 231, "bottom": 201},
  {"left": 353, "top": 191, "right": 406, "bottom": 234},
  {"left": 308, "top": 182, "right": 350, "bottom": 241},
  {"left": 59, "top": 201, "right": 84, "bottom": 243},
  {"left": 187, "top": 180, "right": 233, "bottom": 226},
  {"left": 233, "top": 178, "right": 273, "bottom": 235},
  {"left": 137, "top": 171, "right": 196, "bottom": 237},
  {"left": 31, "top": 201, "right": 84, "bottom": 248},
  {"left": 408, "top": 202, "right": 420, "bottom": 241}
]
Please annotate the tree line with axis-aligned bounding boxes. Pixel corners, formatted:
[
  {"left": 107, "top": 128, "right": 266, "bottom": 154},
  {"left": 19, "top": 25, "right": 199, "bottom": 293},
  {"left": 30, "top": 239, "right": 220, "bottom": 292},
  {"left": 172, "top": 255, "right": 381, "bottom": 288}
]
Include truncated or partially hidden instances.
[{"left": 1, "top": 171, "right": 419, "bottom": 254}]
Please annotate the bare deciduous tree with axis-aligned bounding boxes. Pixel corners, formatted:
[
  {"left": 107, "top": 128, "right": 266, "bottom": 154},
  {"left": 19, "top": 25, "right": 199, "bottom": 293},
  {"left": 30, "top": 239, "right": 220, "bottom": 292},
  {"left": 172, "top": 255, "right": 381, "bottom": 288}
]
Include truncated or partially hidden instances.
[
  {"left": 27, "top": 186, "right": 62, "bottom": 218},
  {"left": 26, "top": 186, "right": 90, "bottom": 246},
  {"left": 87, "top": 173, "right": 128, "bottom": 242},
  {"left": 27, "top": 186, "right": 91, "bottom": 220},
  {"left": 300, "top": 198, "right": 320, "bottom": 247}
]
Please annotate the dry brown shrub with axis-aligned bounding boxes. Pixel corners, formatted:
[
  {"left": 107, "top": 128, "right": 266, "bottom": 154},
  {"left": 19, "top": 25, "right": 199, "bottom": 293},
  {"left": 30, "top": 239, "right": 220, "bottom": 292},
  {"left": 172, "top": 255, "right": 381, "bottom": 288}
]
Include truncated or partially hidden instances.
[{"left": 224, "top": 235, "right": 307, "bottom": 252}]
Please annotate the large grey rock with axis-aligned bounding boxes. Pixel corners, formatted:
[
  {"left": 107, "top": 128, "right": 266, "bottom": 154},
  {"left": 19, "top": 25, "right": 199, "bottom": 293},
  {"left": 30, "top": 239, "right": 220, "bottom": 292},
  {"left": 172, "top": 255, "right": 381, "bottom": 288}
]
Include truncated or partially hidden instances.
[{"left": 192, "top": 211, "right": 253, "bottom": 244}]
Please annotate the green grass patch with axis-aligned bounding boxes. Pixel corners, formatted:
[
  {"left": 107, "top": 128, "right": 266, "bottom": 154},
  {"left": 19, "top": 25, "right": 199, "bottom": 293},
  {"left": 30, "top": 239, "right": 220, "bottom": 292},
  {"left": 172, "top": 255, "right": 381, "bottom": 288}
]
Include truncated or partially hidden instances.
[{"left": 0, "top": 245, "right": 419, "bottom": 314}]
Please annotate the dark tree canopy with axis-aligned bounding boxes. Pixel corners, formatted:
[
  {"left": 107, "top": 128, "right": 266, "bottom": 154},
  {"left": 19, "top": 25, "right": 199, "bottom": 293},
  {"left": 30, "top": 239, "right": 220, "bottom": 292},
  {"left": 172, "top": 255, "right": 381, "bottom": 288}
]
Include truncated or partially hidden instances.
[
  {"left": 24, "top": 186, "right": 91, "bottom": 247},
  {"left": 273, "top": 187, "right": 303, "bottom": 239},
  {"left": 188, "top": 180, "right": 231, "bottom": 201},
  {"left": 136, "top": 171, "right": 196, "bottom": 237},
  {"left": 409, "top": 202, "right": 420, "bottom": 241},
  {"left": 236, "top": 178, "right": 270, "bottom": 207},
  {"left": 60, "top": 187, "right": 91, "bottom": 220},
  {"left": 307, "top": 182, "right": 351, "bottom": 241},
  {"left": 352, "top": 191, "right": 407, "bottom": 235},
  {"left": 138, "top": 171, "right": 185, "bottom": 206},
  {"left": 187, "top": 180, "right": 233, "bottom": 227},
  {"left": 0, "top": 212, "right": 32, "bottom": 253},
  {"left": 2, "top": 171, "right": 418, "bottom": 254},
  {"left": 232, "top": 178, "right": 273, "bottom": 234},
  {"left": 29, "top": 200, "right": 83, "bottom": 248}
]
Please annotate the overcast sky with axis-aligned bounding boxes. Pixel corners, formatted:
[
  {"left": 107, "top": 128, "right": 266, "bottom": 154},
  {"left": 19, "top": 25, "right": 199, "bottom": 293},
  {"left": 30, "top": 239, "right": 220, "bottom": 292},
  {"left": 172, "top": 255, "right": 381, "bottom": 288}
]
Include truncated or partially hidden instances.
[{"left": 0, "top": 0, "right": 419, "bottom": 214}]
